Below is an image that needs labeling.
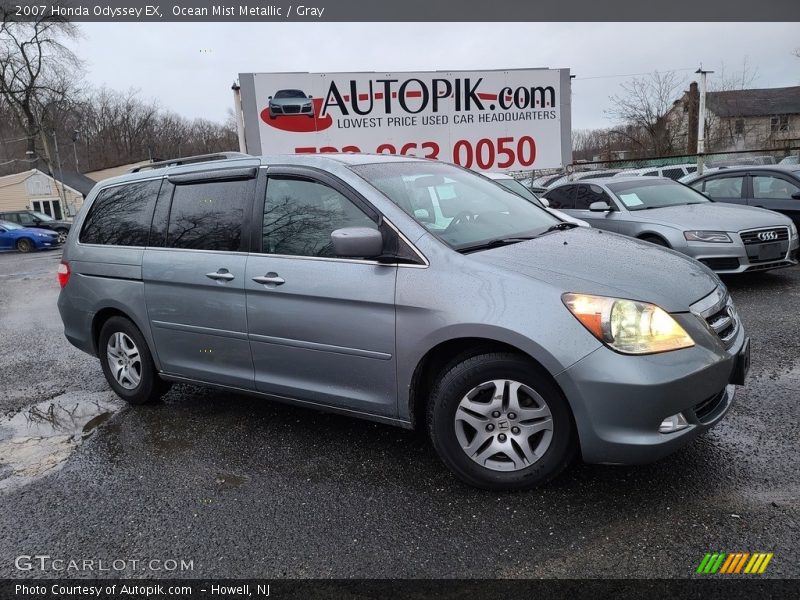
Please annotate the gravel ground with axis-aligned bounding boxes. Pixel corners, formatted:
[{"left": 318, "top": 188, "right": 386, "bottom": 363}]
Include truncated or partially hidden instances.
[{"left": 0, "top": 250, "right": 798, "bottom": 579}]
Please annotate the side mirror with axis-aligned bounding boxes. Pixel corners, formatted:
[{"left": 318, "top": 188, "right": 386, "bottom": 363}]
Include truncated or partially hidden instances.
[
  {"left": 268, "top": 96, "right": 273, "bottom": 100},
  {"left": 331, "top": 227, "right": 383, "bottom": 258},
  {"left": 589, "top": 201, "right": 612, "bottom": 212},
  {"left": 540, "top": 197, "right": 551, "bottom": 207}
]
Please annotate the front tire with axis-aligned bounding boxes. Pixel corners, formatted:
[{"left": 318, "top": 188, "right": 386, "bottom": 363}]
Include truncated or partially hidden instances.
[
  {"left": 98, "top": 316, "right": 169, "bottom": 405},
  {"left": 641, "top": 235, "right": 669, "bottom": 248},
  {"left": 427, "top": 352, "right": 576, "bottom": 491}
]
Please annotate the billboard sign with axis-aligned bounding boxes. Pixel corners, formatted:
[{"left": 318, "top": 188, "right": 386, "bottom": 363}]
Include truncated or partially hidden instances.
[{"left": 237, "top": 69, "right": 571, "bottom": 171}]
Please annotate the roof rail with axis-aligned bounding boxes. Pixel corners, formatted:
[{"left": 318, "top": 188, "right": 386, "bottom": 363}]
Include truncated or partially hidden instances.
[{"left": 128, "top": 152, "right": 251, "bottom": 173}]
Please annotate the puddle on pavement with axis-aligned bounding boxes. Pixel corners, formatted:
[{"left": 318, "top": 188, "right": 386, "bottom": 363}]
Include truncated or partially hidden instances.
[
  {"left": 0, "top": 392, "right": 121, "bottom": 492},
  {"left": 215, "top": 473, "right": 248, "bottom": 489}
]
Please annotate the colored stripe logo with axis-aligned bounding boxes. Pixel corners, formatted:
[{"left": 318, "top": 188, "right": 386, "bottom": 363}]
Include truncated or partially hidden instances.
[{"left": 696, "top": 552, "right": 773, "bottom": 574}]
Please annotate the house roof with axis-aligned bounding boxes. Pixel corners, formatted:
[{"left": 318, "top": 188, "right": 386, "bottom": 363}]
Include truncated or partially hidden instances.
[
  {"left": 0, "top": 168, "right": 87, "bottom": 197},
  {"left": 707, "top": 86, "right": 800, "bottom": 118},
  {"left": 56, "top": 170, "right": 95, "bottom": 196}
]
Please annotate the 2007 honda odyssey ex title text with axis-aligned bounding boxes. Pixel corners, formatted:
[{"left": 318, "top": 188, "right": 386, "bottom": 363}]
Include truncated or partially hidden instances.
[{"left": 57, "top": 153, "right": 750, "bottom": 490}]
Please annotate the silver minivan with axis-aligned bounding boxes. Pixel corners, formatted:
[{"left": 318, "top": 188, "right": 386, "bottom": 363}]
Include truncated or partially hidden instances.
[{"left": 57, "top": 153, "right": 750, "bottom": 490}]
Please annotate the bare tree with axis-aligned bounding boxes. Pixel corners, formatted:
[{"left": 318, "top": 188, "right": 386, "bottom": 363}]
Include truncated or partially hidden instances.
[
  {"left": 0, "top": 11, "right": 82, "bottom": 162},
  {"left": 605, "top": 71, "right": 684, "bottom": 157}
]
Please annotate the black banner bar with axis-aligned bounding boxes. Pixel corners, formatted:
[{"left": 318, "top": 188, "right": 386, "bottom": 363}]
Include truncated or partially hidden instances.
[
  {"left": 1, "top": 579, "right": 798, "bottom": 600},
  {"left": 3, "top": 0, "right": 800, "bottom": 22}
]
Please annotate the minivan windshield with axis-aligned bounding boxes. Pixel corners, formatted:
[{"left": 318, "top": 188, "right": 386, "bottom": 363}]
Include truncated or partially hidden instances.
[
  {"left": 607, "top": 179, "right": 711, "bottom": 211},
  {"left": 352, "top": 161, "right": 559, "bottom": 251}
]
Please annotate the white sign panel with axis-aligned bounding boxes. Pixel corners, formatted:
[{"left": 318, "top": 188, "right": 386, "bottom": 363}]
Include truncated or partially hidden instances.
[{"left": 238, "top": 69, "right": 571, "bottom": 171}]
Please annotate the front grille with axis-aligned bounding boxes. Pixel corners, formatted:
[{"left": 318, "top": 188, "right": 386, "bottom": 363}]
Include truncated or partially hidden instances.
[
  {"left": 691, "top": 287, "right": 739, "bottom": 350},
  {"left": 706, "top": 305, "right": 737, "bottom": 344},
  {"left": 284, "top": 105, "right": 301, "bottom": 114},
  {"left": 694, "top": 389, "right": 726, "bottom": 422},
  {"left": 699, "top": 257, "right": 740, "bottom": 271},
  {"left": 740, "top": 227, "right": 789, "bottom": 245},
  {"left": 745, "top": 260, "right": 794, "bottom": 272}
]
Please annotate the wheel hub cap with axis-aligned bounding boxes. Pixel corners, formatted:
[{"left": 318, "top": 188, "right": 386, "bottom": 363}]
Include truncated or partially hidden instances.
[
  {"left": 454, "top": 379, "right": 553, "bottom": 472},
  {"left": 106, "top": 332, "right": 142, "bottom": 390}
]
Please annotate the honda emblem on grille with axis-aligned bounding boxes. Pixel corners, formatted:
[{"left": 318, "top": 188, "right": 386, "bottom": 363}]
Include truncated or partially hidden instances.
[{"left": 757, "top": 231, "right": 778, "bottom": 242}]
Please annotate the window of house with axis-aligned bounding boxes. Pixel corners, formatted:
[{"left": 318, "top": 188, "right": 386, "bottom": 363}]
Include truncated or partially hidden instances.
[
  {"left": 770, "top": 115, "right": 789, "bottom": 133},
  {"left": 734, "top": 119, "right": 745, "bottom": 135}
]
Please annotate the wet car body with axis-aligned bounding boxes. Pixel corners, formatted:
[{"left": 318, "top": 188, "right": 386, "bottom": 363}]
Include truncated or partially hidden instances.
[
  {"left": 0, "top": 220, "right": 61, "bottom": 252},
  {"left": 57, "top": 154, "right": 749, "bottom": 489},
  {"left": 544, "top": 177, "right": 799, "bottom": 274}
]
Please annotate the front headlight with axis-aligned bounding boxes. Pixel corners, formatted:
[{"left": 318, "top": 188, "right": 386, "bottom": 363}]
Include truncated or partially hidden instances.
[
  {"left": 791, "top": 223, "right": 798, "bottom": 239},
  {"left": 562, "top": 293, "right": 695, "bottom": 354},
  {"left": 684, "top": 230, "right": 732, "bottom": 243}
]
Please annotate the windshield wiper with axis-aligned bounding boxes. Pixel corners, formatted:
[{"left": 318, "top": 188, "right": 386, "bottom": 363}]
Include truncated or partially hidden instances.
[
  {"left": 457, "top": 236, "right": 538, "bottom": 254},
  {"left": 542, "top": 222, "right": 580, "bottom": 233}
]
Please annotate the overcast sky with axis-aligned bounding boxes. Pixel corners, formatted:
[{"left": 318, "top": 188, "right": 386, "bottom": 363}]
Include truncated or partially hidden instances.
[{"left": 72, "top": 22, "right": 799, "bottom": 130}]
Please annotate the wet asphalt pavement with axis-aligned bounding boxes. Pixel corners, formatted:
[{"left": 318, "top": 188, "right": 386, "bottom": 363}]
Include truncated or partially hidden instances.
[{"left": 0, "top": 250, "right": 798, "bottom": 579}]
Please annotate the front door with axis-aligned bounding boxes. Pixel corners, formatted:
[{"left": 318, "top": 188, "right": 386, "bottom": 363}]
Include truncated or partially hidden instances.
[
  {"left": 143, "top": 169, "right": 257, "bottom": 389},
  {"left": 245, "top": 169, "right": 398, "bottom": 416}
]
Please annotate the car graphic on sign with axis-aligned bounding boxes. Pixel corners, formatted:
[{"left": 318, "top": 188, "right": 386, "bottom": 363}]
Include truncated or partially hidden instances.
[{"left": 267, "top": 89, "right": 314, "bottom": 118}]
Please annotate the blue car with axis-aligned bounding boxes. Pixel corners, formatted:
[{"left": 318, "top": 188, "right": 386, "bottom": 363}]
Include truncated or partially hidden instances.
[{"left": 0, "top": 219, "right": 61, "bottom": 253}]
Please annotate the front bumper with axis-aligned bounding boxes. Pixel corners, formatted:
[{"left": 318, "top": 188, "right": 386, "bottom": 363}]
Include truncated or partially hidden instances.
[
  {"left": 556, "top": 303, "right": 747, "bottom": 465},
  {"left": 682, "top": 230, "right": 799, "bottom": 274}
]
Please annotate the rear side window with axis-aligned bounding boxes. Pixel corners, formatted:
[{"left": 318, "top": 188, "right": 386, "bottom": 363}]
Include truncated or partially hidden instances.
[
  {"left": 166, "top": 179, "right": 252, "bottom": 251},
  {"left": 79, "top": 180, "right": 161, "bottom": 246},
  {"left": 662, "top": 168, "right": 685, "bottom": 180},
  {"left": 544, "top": 186, "right": 576, "bottom": 209},
  {"left": 703, "top": 176, "right": 744, "bottom": 199},
  {"left": 575, "top": 184, "right": 611, "bottom": 210}
]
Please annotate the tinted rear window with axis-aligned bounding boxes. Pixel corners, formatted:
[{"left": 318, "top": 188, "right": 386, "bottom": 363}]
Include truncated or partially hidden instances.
[
  {"left": 79, "top": 180, "right": 161, "bottom": 246},
  {"left": 166, "top": 179, "right": 252, "bottom": 251}
]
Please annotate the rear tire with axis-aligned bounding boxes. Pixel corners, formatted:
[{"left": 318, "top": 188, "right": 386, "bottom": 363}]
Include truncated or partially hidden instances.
[
  {"left": 98, "top": 316, "right": 170, "bottom": 405},
  {"left": 16, "top": 238, "right": 33, "bottom": 253},
  {"left": 427, "top": 352, "right": 576, "bottom": 491}
]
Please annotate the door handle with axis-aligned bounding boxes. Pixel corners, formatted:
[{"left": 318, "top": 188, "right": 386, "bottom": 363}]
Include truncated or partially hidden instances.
[
  {"left": 206, "top": 269, "right": 235, "bottom": 282},
  {"left": 252, "top": 273, "right": 285, "bottom": 286}
]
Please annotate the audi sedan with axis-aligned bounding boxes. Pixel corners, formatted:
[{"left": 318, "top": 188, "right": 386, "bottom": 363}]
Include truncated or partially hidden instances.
[{"left": 543, "top": 177, "right": 799, "bottom": 274}]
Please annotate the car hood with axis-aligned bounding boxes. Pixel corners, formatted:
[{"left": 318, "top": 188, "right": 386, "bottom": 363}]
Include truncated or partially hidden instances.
[
  {"left": 22, "top": 227, "right": 58, "bottom": 236},
  {"left": 628, "top": 203, "right": 791, "bottom": 231},
  {"left": 470, "top": 228, "right": 719, "bottom": 312}
]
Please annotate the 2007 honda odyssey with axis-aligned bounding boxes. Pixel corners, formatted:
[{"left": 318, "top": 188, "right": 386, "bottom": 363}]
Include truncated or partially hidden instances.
[{"left": 57, "top": 153, "right": 750, "bottom": 490}]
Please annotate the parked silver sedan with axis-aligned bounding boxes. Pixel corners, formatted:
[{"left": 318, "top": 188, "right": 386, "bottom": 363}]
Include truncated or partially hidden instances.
[{"left": 543, "top": 177, "right": 799, "bottom": 274}]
